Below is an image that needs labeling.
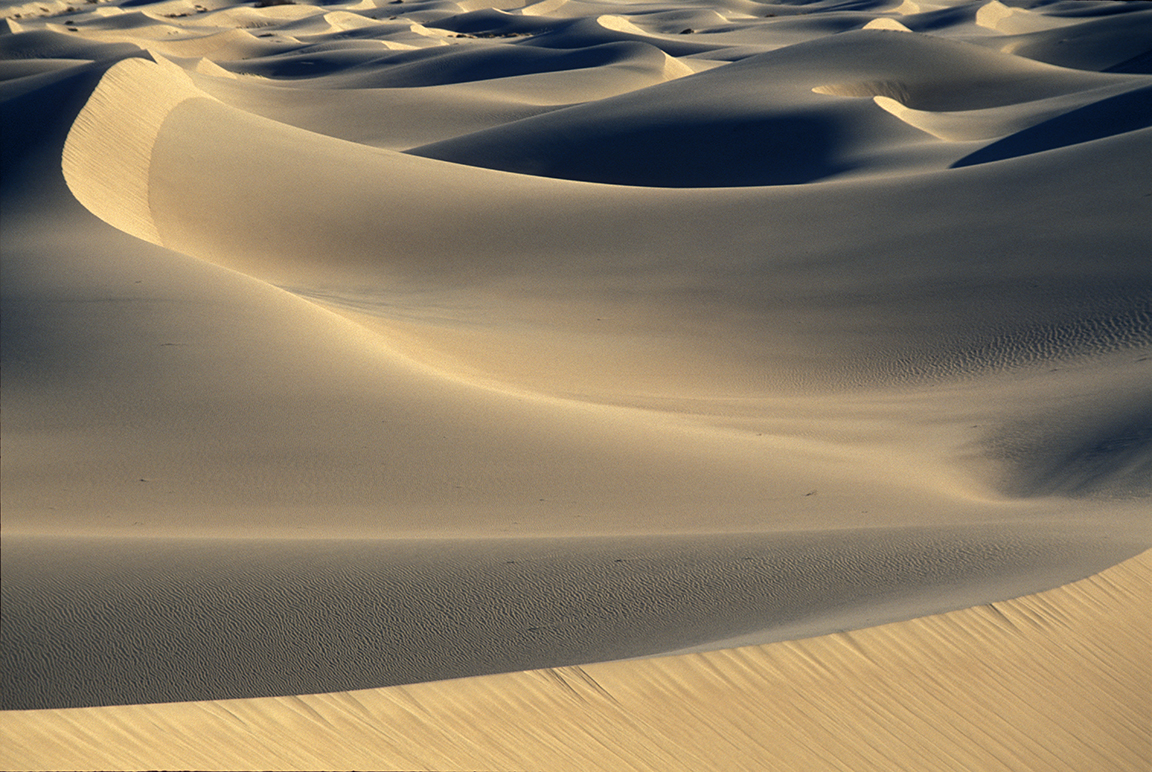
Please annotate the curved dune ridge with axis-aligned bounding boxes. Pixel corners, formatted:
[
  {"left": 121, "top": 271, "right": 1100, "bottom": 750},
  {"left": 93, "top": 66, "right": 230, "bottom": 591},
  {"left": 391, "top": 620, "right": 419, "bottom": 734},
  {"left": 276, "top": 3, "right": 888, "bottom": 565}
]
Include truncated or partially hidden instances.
[
  {"left": 2, "top": 0, "right": 1150, "bottom": 768},
  {"left": 61, "top": 55, "right": 201, "bottom": 243},
  {"left": 1, "top": 549, "right": 1148, "bottom": 771},
  {"left": 4, "top": 525, "right": 1141, "bottom": 710},
  {"left": 57, "top": 51, "right": 1152, "bottom": 392}
]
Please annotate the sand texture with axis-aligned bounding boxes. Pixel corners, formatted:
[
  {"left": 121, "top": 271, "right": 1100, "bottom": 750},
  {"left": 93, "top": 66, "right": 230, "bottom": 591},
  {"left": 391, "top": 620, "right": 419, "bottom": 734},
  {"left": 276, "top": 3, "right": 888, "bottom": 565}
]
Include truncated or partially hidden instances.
[
  {"left": 2, "top": 549, "right": 1149, "bottom": 771},
  {"left": 1, "top": 0, "right": 1150, "bottom": 767}
]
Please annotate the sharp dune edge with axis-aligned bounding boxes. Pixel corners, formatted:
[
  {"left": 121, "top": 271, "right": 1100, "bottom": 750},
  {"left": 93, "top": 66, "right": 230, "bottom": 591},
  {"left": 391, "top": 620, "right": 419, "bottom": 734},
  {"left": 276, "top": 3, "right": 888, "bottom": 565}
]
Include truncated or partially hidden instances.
[
  {"left": 2, "top": 0, "right": 1150, "bottom": 768},
  {"left": 1, "top": 550, "right": 1149, "bottom": 771}
]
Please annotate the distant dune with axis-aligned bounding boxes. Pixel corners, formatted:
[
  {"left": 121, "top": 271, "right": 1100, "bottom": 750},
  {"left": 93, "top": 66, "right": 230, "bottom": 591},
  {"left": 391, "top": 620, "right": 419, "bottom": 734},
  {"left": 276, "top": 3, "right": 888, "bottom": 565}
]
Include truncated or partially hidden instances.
[{"left": 1, "top": 0, "right": 1149, "bottom": 768}]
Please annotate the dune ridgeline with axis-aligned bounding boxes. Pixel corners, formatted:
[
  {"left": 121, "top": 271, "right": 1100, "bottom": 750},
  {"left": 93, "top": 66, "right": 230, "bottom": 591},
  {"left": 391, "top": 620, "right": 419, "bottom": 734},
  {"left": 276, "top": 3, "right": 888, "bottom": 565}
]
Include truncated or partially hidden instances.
[{"left": 1, "top": 0, "right": 1149, "bottom": 768}]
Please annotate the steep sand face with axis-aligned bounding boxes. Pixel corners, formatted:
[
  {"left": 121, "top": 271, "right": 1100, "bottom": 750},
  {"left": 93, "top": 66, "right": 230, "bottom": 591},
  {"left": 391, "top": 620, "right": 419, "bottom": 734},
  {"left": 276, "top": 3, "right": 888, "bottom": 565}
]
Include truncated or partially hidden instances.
[{"left": 2, "top": 0, "right": 1150, "bottom": 766}]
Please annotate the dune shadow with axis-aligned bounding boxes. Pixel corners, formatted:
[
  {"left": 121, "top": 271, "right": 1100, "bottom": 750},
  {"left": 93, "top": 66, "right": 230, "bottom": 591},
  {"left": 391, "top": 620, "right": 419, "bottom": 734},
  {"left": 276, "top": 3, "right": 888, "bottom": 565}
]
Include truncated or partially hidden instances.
[
  {"left": 951, "top": 84, "right": 1152, "bottom": 168},
  {"left": 411, "top": 112, "right": 851, "bottom": 187},
  {"left": 984, "top": 401, "right": 1152, "bottom": 499},
  {"left": 233, "top": 40, "right": 665, "bottom": 85},
  {"left": 2, "top": 527, "right": 1141, "bottom": 710}
]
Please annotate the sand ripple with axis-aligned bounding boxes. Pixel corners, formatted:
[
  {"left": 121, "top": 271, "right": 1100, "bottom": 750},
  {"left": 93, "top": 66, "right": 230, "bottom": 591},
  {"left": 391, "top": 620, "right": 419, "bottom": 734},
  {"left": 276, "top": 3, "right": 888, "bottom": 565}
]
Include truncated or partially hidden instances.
[{"left": 2, "top": 527, "right": 1140, "bottom": 710}]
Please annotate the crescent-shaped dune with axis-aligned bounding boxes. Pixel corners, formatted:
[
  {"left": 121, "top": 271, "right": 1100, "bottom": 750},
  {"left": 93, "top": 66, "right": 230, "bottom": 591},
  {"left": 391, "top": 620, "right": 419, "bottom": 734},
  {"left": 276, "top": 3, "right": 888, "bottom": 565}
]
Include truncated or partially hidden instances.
[{"left": 2, "top": 0, "right": 1150, "bottom": 768}]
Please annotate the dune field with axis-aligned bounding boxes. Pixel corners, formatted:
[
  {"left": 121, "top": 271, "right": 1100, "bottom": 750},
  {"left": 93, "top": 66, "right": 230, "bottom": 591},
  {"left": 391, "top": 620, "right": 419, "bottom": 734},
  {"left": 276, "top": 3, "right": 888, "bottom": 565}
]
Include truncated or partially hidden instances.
[{"left": 1, "top": 0, "right": 1150, "bottom": 767}]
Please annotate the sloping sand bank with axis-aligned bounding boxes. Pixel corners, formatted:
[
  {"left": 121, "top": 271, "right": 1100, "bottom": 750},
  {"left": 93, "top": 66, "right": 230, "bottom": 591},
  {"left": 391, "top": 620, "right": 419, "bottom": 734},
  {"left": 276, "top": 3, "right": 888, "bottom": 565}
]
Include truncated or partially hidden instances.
[
  {"left": 2, "top": 549, "right": 1148, "bottom": 771},
  {"left": 5, "top": 525, "right": 1141, "bottom": 710}
]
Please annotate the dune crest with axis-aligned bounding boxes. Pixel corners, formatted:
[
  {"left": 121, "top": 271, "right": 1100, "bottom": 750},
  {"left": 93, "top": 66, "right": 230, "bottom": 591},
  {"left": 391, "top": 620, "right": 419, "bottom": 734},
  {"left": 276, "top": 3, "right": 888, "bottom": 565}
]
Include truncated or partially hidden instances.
[
  {"left": 863, "top": 17, "right": 912, "bottom": 32},
  {"left": 4, "top": 0, "right": 1150, "bottom": 767},
  {"left": 61, "top": 55, "right": 202, "bottom": 245},
  {"left": 2, "top": 549, "right": 1147, "bottom": 771},
  {"left": 975, "top": 0, "right": 1066, "bottom": 35}
]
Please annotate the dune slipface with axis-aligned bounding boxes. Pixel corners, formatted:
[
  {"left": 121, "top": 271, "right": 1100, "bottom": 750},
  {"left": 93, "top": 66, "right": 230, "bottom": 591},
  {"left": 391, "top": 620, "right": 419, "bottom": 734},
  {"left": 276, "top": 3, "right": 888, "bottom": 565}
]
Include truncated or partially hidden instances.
[{"left": 1, "top": 0, "right": 1149, "bottom": 768}]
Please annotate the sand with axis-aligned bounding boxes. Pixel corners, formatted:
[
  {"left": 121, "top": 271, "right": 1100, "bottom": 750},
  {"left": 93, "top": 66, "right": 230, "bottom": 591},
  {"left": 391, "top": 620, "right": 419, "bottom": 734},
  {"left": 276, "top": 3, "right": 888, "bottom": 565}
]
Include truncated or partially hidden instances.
[
  {"left": 1, "top": 0, "right": 1149, "bottom": 767},
  {"left": 2, "top": 549, "right": 1149, "bottom": 770}
]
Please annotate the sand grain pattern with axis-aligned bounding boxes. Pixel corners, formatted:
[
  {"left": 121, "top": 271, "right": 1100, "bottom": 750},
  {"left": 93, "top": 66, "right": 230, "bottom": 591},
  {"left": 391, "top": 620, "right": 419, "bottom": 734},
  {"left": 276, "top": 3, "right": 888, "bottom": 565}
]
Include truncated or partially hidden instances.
[{"left": 1, "top": 550, "right": 1148, "bottom": 771}]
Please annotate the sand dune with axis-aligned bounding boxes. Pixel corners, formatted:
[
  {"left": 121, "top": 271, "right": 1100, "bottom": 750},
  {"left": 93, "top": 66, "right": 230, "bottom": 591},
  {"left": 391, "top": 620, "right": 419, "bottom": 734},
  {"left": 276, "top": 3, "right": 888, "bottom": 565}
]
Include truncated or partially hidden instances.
[
  {"left": 2, "top": 549, "right": 1148, "bottom": 770},
  {"left": 2, "top": 0, "right": 1149, "bottom": 767},
  {"left": 6, "top": 525, "right": 1141, "bottom": 710}
]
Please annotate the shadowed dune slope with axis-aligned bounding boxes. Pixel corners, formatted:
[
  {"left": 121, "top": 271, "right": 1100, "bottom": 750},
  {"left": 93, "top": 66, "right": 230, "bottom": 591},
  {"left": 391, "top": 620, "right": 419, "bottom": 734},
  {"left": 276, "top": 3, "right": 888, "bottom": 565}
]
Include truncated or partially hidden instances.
[
  {"left": 59, "top": 56, "right": 1152, "bottom": 391},
  {"left": 986, "top": 8, "right": 1152, "bottom": 73},
  {"left": 409, "top": 29, "right": 1142, "bottom": 185},
  {"left": 228, "top": 38, "right": 676, "bottom": 85},
  {"left": 952, "top": 82, "right": 1152, "bottom": 166},
  {"left": 2, "top": 549, "right": 1147, "bottom": 771},
  {"left": 4, "top": 526, "right": 1141, "bottom": 710}
]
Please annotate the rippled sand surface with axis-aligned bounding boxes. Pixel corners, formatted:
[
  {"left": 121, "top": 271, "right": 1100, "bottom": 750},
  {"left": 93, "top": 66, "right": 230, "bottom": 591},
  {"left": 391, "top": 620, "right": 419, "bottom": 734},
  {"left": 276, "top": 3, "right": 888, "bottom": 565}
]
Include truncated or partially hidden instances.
[
  {"left": 1, "top": 0, "right": 1149, "bottom": 767},
  {"left": 4, "top": 550, "right": 1149, "bottom": 770}
]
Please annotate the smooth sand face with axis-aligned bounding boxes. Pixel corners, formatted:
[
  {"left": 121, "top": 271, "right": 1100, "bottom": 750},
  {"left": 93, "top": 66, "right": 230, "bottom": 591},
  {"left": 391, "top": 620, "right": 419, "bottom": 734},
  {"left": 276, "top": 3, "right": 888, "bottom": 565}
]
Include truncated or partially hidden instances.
[{"left": 1, "top": 0, "right": 1150, "bottom": 766}]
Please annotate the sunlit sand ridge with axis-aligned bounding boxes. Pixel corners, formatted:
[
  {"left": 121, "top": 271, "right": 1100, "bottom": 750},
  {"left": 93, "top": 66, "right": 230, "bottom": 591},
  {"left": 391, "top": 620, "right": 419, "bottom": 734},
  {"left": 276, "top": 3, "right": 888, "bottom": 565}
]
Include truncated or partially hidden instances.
[{"left": 1, "top": 0, "right": 1149, "bottom": 767}]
